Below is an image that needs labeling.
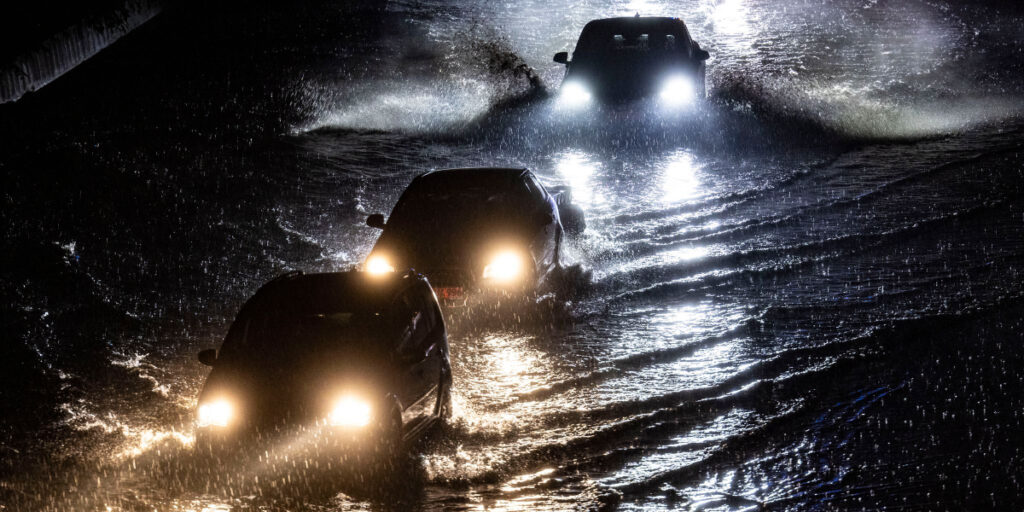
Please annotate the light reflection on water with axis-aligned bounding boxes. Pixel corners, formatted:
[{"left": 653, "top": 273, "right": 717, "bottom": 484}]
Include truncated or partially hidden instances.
[
  {"left": 417, "top": 297, "right": 756, "bottom": 495},
  {"left": 659, "top": 150, "right": 703, "bottom": 204},
  {"left": 9, "top": 0, "right": 1023, "bottom": 510},
  {"left": 461, "top": 333, "right": 552, "bottom": 404},
  {"left": 594, "top": 243, "right": 715, "bottom": 285},
  {"left": 651, "top": 301, "right": 721, "bottom": 340},
  {"left": 668, "top": 340, "right": 755, "bottom": 387},
  {"left": 587, "top": 340, "right": 753, "bottom": 407},
  {"left": 710, "top": 0, "right": 753, "bottom": 38},
  {"left": 552, "top": 149, "right": 602, "bottom": 208},
  {"left": 601, "top": 409, "right": 756, "bottom": 489}
]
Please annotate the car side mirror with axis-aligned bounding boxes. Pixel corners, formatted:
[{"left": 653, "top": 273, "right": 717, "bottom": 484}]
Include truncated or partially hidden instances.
[
  {"left": 198, "top": 349, "right": 218, "bottom": 366},
  {"left": 366, "top": 213, "right": 386, "bottom": 229},
  {"left": 553, "top": 52, "right": 569, "bottom": 64},
  {"left": 695, "top": 48, "right": 710, "bottom": 61}
]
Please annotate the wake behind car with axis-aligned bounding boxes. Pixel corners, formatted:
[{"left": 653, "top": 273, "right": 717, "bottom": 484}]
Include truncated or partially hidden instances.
[
  {"left": 194, "top": 270, "right": 451, "bottom": 462},
  {"left": 553, "top": 16, "right": 709, "bottom": 107},
  {"left": 364, "top": 168, "right": 585, "bottom": 302}
]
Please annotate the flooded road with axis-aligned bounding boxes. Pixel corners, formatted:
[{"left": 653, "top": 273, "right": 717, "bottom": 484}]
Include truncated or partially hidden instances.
[{"left": 2, "top": 0, "right": 1023, "bottom": 510}]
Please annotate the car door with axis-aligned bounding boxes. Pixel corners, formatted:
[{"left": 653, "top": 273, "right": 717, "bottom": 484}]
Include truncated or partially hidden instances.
[
  {"left": 523, "top": 174, "right": 560, "bottom": 274},
  {"left": 391, "top": 283, "right": 442, "bottom": 427}
]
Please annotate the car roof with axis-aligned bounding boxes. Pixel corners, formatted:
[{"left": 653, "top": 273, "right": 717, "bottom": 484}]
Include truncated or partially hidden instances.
[
  {"left": 577, "top": 17, "right": 692, "bottom": 48},
  {"left": 582, "top": 16, "right": 690, "bottom": 33},
  {"left": 415, "top": 167, "right": 530, "bottom": 189},
  {"left": 240, "top": 271, "right": 426, "bottom": 317}
]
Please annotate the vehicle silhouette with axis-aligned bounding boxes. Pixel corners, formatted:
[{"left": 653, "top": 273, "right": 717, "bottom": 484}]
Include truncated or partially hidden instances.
[
  {"left": 194, "top": 270, "right": 452, "bottom": 461},
  {"left": 364, "top": 167, "right": 585, "bottom": 302},
  {"left": 553, "top": 16, "right": 710, "bottom": 106}
]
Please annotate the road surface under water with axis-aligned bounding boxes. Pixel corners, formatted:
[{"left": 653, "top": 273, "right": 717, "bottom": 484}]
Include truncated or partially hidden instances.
[{"left": 2, "top": 0, "right": 1023, "bottom": 510}]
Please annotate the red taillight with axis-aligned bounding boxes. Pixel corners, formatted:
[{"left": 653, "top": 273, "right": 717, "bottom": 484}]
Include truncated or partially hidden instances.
[{"left": 436, "top": 287, "right": 464, "bottom": 300}]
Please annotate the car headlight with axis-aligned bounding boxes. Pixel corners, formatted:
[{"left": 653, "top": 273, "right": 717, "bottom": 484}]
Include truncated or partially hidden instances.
[
  {"left": 366, "top": 255, "right": 395, "bottom": 274},
  {"left": 197, "top": 400, "right": 233, "bottom": 428},
  {"left": 558, "top": 81, "right": 592, "bottom": 107},
  {"left": 328, "top": 396, "right": 372, "bottom": 427},
  {"left": 659, "top": 75, "right": 695, "bottom": 106},
  {"left": 482, "top": 251, "right": 524, "bottom": 283}
]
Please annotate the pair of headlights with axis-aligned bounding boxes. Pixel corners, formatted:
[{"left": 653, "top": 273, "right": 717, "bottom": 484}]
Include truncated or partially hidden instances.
[
  {"left": 197, "top": 395, "right": 373, "bottom": 429},
  {"left": 558, "top": 75, "right": 697, "bottom": 107},
  {"left": 365, "top": 251, "right": 525, "bottom": 283}
]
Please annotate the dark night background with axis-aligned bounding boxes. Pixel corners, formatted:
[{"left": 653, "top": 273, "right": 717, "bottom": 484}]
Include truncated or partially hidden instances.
[{"left": 2, "top": 0, "right": 1023, "bottom": 510}]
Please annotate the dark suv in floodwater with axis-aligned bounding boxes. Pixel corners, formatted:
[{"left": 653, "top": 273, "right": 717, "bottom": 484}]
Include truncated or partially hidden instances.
[
  {"left": 194, "top": 270, "right": 451, "bottom": 461},
  {"left": 554, "top": 16, "right": 709, "bottom": 107},
  {"left": 364, "top": 167, "right": 585, "bottom": 301}
]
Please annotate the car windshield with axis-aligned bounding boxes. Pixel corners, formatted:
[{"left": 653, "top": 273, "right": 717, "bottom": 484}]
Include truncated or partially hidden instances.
[
  {"left": 396, "top": 187, "right": 523, "bottom": 218},
  {"left": 219, "top": 309, "right": 389, "bottom": 364},
  {"left": 386, "top": 174, "right": 535, "bottom": 240},
  {"left": 573, "top": 21, "right": 690, "bottom": 64}
]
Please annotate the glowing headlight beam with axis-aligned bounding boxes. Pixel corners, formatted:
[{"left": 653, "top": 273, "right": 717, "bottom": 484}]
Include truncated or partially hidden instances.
[
  {"left": 483, "top": 251, "right": 523, "bottom": 282},
  {"left": 659, "top": 76, "right": 696, "bottom": 106},
  {"left": 197, "top": 400, "right": 233, "bottom": 428},
  {"left": 558, "top": 81, "right": 592, "bottom": 107},
  {"left": 366, "top": 255, "right": 395, "bottom": 274},
  {"left": 328, "top": 396, "right": 372, "bottom": 427}
]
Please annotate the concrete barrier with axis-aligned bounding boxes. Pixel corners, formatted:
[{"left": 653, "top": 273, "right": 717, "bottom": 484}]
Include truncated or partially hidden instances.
[{"left": 0, "top": 0, "right": 163, "bottom": 104}]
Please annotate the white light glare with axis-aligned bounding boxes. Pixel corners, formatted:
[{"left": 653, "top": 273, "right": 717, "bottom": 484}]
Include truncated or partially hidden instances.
[
  {"left": 366, "top": 255, "right": 395, "bottom": 274},
  {"left": 659, "top": 76, "right": 695, "bottom": 106},
  {"left": 197, "top": 400, "right": 233, "bottom": 428},
  {"left": 559, "top": 81, "right": 592, "bottom": 107},
  {"left": 483, "top": 251, "right": 523, "bottom": 282},
  {"left": 328, "top": 396, "right": 372, "bottom": 427}
]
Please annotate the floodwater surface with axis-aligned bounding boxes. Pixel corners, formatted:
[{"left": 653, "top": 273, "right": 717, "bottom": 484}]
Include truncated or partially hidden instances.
[{"left": 1, "top": 0, "right": 1023, "bottom": 510}]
